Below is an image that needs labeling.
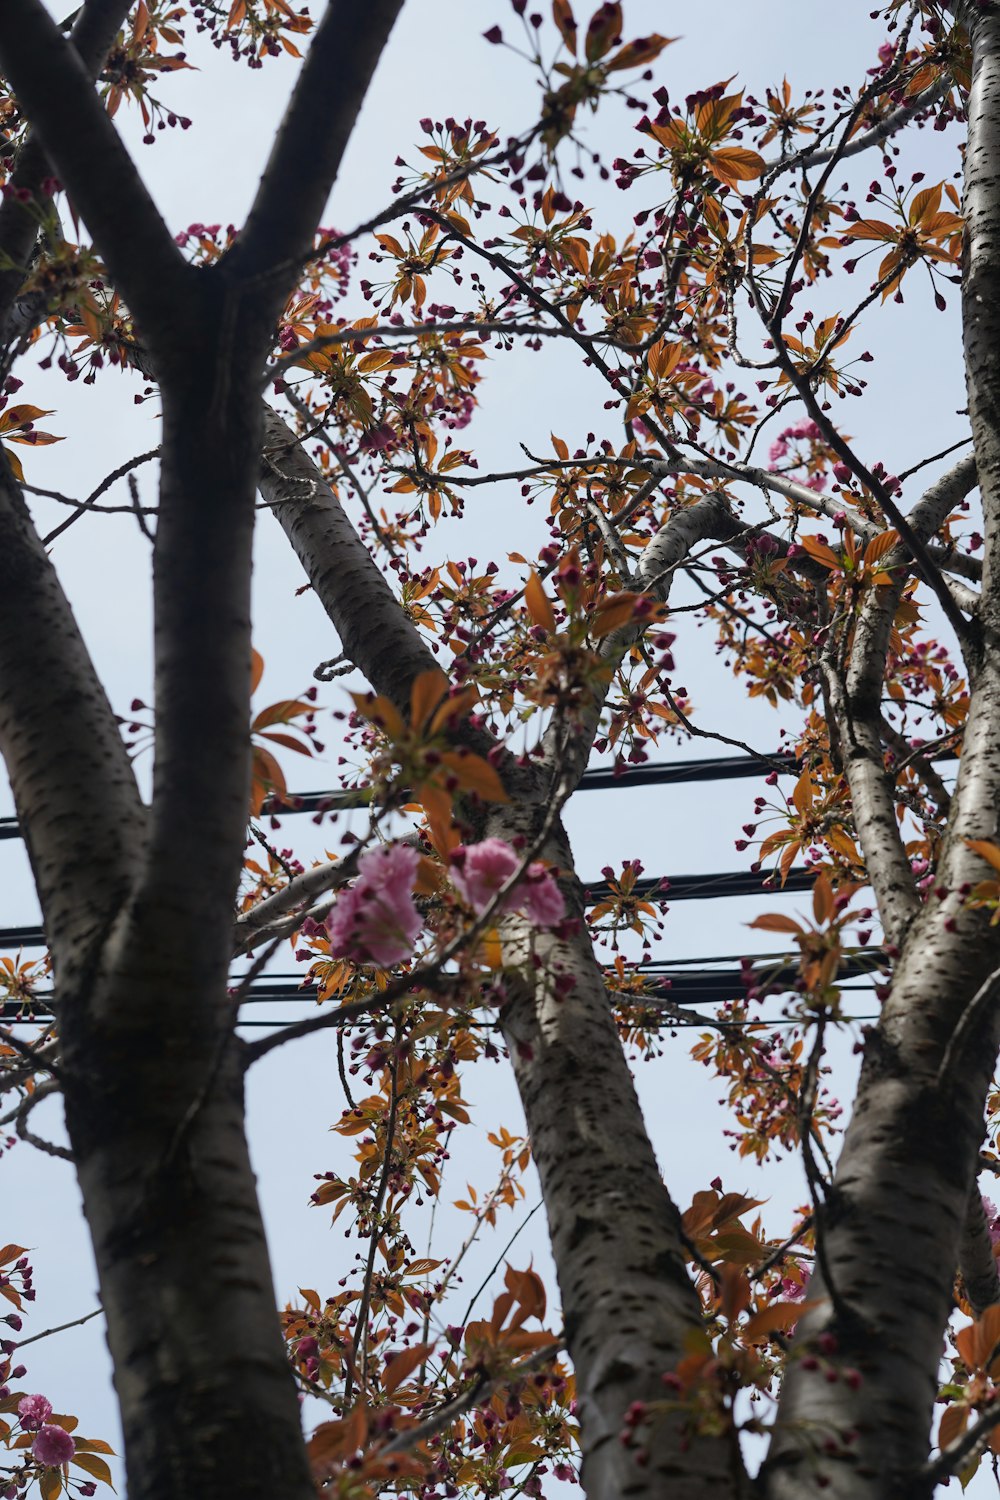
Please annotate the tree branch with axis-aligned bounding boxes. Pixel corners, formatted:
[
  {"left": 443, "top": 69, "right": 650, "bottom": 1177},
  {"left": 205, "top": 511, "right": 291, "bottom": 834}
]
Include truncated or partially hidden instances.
[
  {"left": 259, "top": 404, "right": 439, "bottom": 711},
  {"left": 0, "top": 456, "right": 144, "bottom": 981},
  {"left": 12, "top": 1305, "right": 103, "bottom": 1351},
  {"left": 234, "top": 849, "right": 362, "bottom": 953},
  {"left": 0, "top": 0, "right": 191, "bottom": 348},
  {"left": 227, "top": 0, "right": 404, "bottom": 298},
  {"left": 763, "top": 79, "right": 949, "bottom": 174},
  {"left": 959, "top": 1184, "right": 1000, "bottom": 1319},
  {"left": 538, "top": 489, "right": 742, "bottom": 790},
  {"left": 0, "top": 0, "right": 135, "bottom": 322}
]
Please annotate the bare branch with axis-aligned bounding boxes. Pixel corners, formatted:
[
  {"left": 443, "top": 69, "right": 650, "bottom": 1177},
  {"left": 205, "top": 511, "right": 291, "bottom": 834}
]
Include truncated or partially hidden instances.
[
  {"left": 959, "top": 1184, "right": 1000, "bottom": 1318},
  {"left": 15, "top": 1086, "right": 73, "bottom": 1161},
  {"left": 12, "top": 1305, "right": 103, "bottom": 1350},
  {"left": 39, "top": 446, "right": 161, "bottom": 545},
  {"left": 0, "top": 458, "right": 144, "bottom": 978},
  {"left": 259, "top": 404, "right": 439, "bottom": 712}
]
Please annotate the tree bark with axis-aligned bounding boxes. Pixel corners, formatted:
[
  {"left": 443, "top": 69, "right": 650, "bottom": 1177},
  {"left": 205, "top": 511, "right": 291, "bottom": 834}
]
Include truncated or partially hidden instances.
[
  {"left": 0, "top": 7, "right": 415, "bottom": 1498},
  {"left": 268, "top": 448, "right": 749, "bottom": 1498},
  {"left": 64, "top": 1003, "right": 315, "bottom": 1500},
  {"left": 494, "top": 811, "right": 744, "bottom": 1500},
  {"left": 960, "top": 1185, "right": 1000, "bottom": 1318},
  {"left": 260, "top": 404, "right": 441, "bottom": 703},
  {"left": 0, "top": 460, "right": 144, "bottom": 982}
]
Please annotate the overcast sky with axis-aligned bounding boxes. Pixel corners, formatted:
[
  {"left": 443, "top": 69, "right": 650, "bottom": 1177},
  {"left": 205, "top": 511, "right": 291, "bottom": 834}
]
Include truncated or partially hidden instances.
[{"left": 1, "top": 3, "right": 978, "bottom": 1493}]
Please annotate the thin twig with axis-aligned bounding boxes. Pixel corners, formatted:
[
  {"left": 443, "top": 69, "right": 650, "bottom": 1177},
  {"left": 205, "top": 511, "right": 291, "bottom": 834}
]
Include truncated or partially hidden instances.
[
  {"left": 896, "top": 436, "right": 974, "bottom": 484},
  {"left": 0, "top": 1075, "right": 60, "bottom": 1126},
  {"left": 345, "top": 1031, "right": 400, "bottom": 1405},
  {"left": 38, "top": 446, "right": 160, "bottom": 545},
  {"left": 763, "top": 78, "right": 949, "bottom": 174},
  {"left": 457, "top": 1201, "right": 544, "bottom": 1335},
  {"left": 13, "top": 1306, "right": 102, "bottom": 1350},
  {"left": 15, "top": 1088, "right": 72, "bottom": 1161},
  {"left": 380, "top": 1338, "right": 564, "bottom": 1458}
]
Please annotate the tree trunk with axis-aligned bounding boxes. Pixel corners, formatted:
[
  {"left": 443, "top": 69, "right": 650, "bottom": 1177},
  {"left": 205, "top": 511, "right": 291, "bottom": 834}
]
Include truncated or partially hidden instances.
[
  {"left": 492, "top": 805, "right": 744, "bottom": 1500},
  {"left": 63, "top": 1026, "right": 315, "bottom": 1500},
  {"left": 50, "top": 368, "right": 317, "bottom": 1500},
  {"left": 763, "top": 648, "right": 1000, "bottom": 1500}
]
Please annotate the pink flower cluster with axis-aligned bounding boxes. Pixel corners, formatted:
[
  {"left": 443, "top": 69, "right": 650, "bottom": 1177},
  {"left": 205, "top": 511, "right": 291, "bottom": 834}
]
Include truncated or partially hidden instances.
[
  {"left": 767, "top": 419, "right": 822, "bottom": 467},
  {"left": 17, "top": 1394, "right": 51, "bottom": 1431},
  {"left": 326, "top": 837, "right": 565, "bottom": 970},
  {"left": 450, "top": 839, "right": 565, "bottom": 927},
  {"left": 31, "top": 1424, "right": 75, "bottom": 1467},
  {"left": 983, "top": 1195, "right": 1000, "bottom": 1248},
  {"left": 327, "top": 844, "right": 421, "bottom": 967}
]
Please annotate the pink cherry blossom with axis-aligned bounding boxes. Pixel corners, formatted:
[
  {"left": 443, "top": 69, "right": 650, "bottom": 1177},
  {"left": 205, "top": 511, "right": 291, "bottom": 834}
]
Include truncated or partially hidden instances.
[
  {"left": 983, "top": 1195, "right": 1000, "bottom": 1247},
  {"left": 450, "top": 839, "right": 565, "bottom": 928},
  {"left": 326, "top": 843, "right": 421, "bottom": 967},
  {"left": 31, "top": 1424, "right": 75, "bottom": 1467},
  {"left": 17, "top": 1395, "right": 52, "bottom": 1431},
  {"left": 520, "top": 867, "right": 566, "bottom": 926},
  {"left": 451, "top": 838, "right": 519, "bottom": 911}
]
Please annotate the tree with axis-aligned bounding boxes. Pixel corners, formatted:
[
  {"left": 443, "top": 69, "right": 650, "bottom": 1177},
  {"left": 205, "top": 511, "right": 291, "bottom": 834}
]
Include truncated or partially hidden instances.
[{"left": 0, "top": 0, "right": 996, "bottom": 1496}]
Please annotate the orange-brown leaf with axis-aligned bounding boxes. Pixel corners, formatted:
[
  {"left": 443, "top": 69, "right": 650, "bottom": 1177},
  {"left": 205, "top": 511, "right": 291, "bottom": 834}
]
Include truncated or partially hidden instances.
[
  {"left": 351, "top": 691, "right": 406, "bottom": 741},
  {"left": 966, "top": 839, "right": 1000, "bottom": 876},
  {"left": 812, "top": 871, "right": 834, "bottom": 926},
  {"left": 409, "top": 668, "right": 449, "bottom": 730},
  {"left": 552, "top": 0, "right": 577, "bottom": 53},
  {"left": 382, "top": 1342, "right": 434, "bottom": 1394},
  {"left": 938, "top": 1404, "right": 969, "bottom": 1452},
  {"left": 606, "top": 33, "right": 674, "bottom": 70},
  {"left": 863, "top": 530, "right": 901, "bottom": 569},
  {"left": 38, "top": 1471, "right": 61, "bottom": 1500},
  {"left": 842, "top": 219, "right": 897, "bottom": 242},
  {"left": 799, "top": 534, "right": 842, "bottom": 571},
  {"left": 591, "top": 591, "right": 643, "bottom": 639},
  {"left": 743, "top": 1299, "right": 816, "bottom": 1341},
  {"left": 70, "top": 1452, "right": 114, "bottom": 1487},
  {"left": 524, "top": 571, "right": 556, "bottom": 633},
  {"left": 708, "top": 147, "right": 765, "bottom": 186},
  {"left": 440, "top": 751, "right": 509, "bottom": 803},
  {"left": 748, "top": 913, "right": 804, "bottom": 935}
]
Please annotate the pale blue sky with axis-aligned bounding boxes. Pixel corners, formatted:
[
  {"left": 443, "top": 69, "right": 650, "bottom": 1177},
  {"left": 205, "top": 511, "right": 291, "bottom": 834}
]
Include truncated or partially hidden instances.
[{"left": 1, "top": 3, "right": 976, "bottom": 1492}]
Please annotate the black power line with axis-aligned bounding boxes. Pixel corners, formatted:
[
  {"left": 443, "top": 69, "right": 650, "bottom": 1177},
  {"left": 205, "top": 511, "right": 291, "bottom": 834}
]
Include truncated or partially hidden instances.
[
  {"left": 0, "top": 750, "right": 882, "bottom": 1029},
  {"left": 0, "top": 865, "right": 819, "bottom": 953},
  {"left": 0, "top": 951, "right": 886, "bottom": 1028},
  {"left": 0, "top": 751, "right": 798, "bottom": 844}
]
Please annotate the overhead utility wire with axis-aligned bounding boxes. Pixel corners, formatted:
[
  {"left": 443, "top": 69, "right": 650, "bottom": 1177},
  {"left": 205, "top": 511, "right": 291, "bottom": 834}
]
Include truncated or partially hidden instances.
[
  {"left": 0, "top": 751, "right": 801, "bottom": 844},
  {"left": 2, "top": 952, "right": 886, "bottom": 1027},
  {"left": 0, "top": 865, "right": 821, "bottom": 954}
]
